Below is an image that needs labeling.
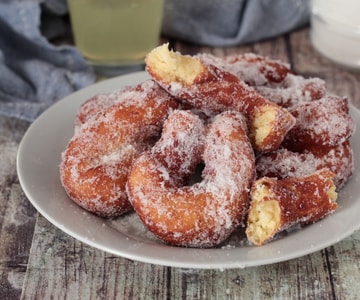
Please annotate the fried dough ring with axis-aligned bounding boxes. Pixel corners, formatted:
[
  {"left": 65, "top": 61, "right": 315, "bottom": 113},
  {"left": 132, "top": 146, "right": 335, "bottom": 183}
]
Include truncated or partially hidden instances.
[
  {"left": 256, "top": 140, "right": 354, "bottom": 189},
  {"left": 246, "top": 170, "right": 338, "bottom": 246},
  {"left": 146, "top": 44, "right": 296, "bottom": 152},
  {"left": 283, "top": 95, "right": 356, "bottom": 152},
  {"left": 60, "top": 80, "right": 179, "bottom": 217},
  {"left": 254, "top": 75, "right": 326, "bottom": 108},
  {"left": 75, "top": 86, "right": 133, "bottom": 129},
  {"left": 127, "top": 110, "right": 256, "bottom": 247},
  {"left": 197, "top": 52, "right": 292, "bottom": 86},
  {"left": 197, "top": 52, "right": 326, "bottom": 108}
]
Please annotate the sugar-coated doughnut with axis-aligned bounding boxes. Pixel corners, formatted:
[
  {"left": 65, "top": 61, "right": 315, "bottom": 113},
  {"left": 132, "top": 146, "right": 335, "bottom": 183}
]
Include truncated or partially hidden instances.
[
  {"left": 145, "top": 44, "right": 296, "bottom": 153},
  {"left": 197, "top": 52, "right": 293, "bottom": 86},
  {"left": 75, "top": 86, "right": 133, "bottom": 129},
  {"left": 127, "top": 110, "right": 256, "bottom": 247},
  {"left": 256, "top": 140, "right": 354, "bottom": 189},
  {"left": 255, "top": 75, "right": 325, "bottom": 108},
  {"left": 246, "top": 170, "right": 337, "bottom": 246},
  {"left": 60, "top": 80, "right": 179, "bottom": 218},
  {"left": 197, "top": 52, "right": 326, "bottom": 108},
  {"left": 283, "top": 95, "right": 355, "bottom": 152}
]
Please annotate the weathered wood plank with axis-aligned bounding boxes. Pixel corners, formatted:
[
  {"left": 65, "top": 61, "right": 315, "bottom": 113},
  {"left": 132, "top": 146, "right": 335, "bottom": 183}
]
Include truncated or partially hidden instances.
[
  {"left": 0, "top": 116, "right": 37, "bottom": 300},
  {"left": 169, "top": 251, "right": 336, "bottom": 300},
  {"left": 325, "top": 231, "right": 360, "bottom": 300},
  {"left": 20, "top": 215, "right": 172, "bottom": 300},
  {"left": 22, "top": 214, "right": 348, "bottom": 299}
]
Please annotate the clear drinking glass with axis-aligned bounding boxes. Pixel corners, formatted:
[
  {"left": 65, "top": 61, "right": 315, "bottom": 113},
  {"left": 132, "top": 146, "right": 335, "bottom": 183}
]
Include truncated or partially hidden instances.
[{"left": 68, "top": 0, "right": 165, "bottom": 76}]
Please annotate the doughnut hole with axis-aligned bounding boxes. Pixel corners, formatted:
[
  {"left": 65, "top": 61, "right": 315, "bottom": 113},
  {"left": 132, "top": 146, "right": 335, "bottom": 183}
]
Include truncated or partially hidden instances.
[
  {"left": 188, "top": 162, "right": 205, "bottom": 185},
  {"left": 246, "top": 183, "right": 281, "bottom": 246}
]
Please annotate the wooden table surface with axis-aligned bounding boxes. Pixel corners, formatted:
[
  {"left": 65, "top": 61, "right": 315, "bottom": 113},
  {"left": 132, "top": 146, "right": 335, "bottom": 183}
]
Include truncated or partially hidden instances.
[{"left": 2, "top": 27, "right": 360, "bottom": 299}]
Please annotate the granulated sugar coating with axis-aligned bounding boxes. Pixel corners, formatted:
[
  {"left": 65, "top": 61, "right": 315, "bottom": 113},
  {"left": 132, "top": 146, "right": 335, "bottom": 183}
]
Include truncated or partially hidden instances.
[
  {"left": 284, "top": 95, "right": 356, "bottom": 151},
  {"left": 60, "top": 80, "right": 179, "bottom": 218},
  {"left": 246, "top": 170, "right": 338, "bottom": 246},
  {"left": 197, "top": 52, "right": 326, "bottom": 108},
  {"left": 256, "top": 140, "right": 354, "bottom": 189},
  {"left": 145, "top": 44, "right": 296, "bottom": 153},
  {"left": 59, "top": 45, "right": 356, "bottom": 248},
  {"left": 127, "top": 110, "right": 256, "bottom": 248},
  {"left": 197, "top": 52, "right": 292, "bottom": 87}
]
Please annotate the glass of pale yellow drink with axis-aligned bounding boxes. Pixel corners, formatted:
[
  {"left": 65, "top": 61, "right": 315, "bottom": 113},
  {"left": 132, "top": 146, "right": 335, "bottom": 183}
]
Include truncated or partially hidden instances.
[{"left": 68, "top": 0, "right": 164, "bottom": 76}]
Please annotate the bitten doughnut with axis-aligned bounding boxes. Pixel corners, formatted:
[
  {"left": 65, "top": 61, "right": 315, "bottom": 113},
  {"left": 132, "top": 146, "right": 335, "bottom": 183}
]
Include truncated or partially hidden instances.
[
  {"left": 197, "top": 52, "right": 326, "bottom": 108},
  {"left": 246, "top": 170, "right": 338, "bottom": 246},
  {"left": 60, "top": 80, "right": 179, "bottom": 218},
  {"left": 146, "top": 44, "right": 296, "bottom": 152},
  {"left": 256, "top": 140, "right": 354, "bottom": 189},
  {"left": 127, "top": 110, "right": 256, "bottom": 247}
]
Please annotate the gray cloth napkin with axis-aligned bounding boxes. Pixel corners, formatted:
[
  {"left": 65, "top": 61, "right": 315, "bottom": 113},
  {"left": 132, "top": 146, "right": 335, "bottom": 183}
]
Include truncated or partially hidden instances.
[
  {"left": 0, "top": 0, "right": 95, "bottom": 122},
  {"left": 0, "top": 0, "right": 310, "bottom": 122},
  {"left": 162, "top": 0, "right": 310, "bottom": 46}
]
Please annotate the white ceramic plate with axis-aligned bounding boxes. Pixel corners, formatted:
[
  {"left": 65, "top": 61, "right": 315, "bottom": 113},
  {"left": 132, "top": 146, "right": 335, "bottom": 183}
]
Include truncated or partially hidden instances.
[{"left": 17, "top": 71, "right": 360, "bottom": 269}]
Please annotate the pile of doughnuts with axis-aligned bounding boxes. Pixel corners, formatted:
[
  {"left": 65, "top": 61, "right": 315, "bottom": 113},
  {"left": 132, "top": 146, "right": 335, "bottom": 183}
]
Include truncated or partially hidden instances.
[{"left": 60, "top": 44, "right": 356, "bottom": 247}]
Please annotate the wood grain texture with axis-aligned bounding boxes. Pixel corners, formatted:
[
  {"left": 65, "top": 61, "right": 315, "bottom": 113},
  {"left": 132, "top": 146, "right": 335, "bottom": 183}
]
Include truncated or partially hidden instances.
[
  {"left": 0, "top": 117, "right": 37, "bottom": 300},
  {"left": 22, "top": 216, "right": 348, "bottom": 300},
  {"left": 21, "top": 219, "right": 360, "bottom": 299},
  {"left": 0, "top": 27, "right": 357, "bottom": 299},
  {"left": 290, "top": 29, "right": 360, "bottom": 109}
]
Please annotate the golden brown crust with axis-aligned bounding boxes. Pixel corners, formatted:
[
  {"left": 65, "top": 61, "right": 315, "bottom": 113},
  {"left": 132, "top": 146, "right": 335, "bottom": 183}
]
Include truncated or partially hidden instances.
[{"left": 246, "top": 170, "right": 338, "bottom": 246}]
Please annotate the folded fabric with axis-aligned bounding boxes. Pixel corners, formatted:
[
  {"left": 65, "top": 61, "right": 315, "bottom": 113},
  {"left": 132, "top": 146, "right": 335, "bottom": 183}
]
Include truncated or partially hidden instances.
[
  {"left": 0, "top": 1, "right": 95, "bottom": 122},
  {"left": 162, "top": 0, "right": 310, "bottom": 46}
]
